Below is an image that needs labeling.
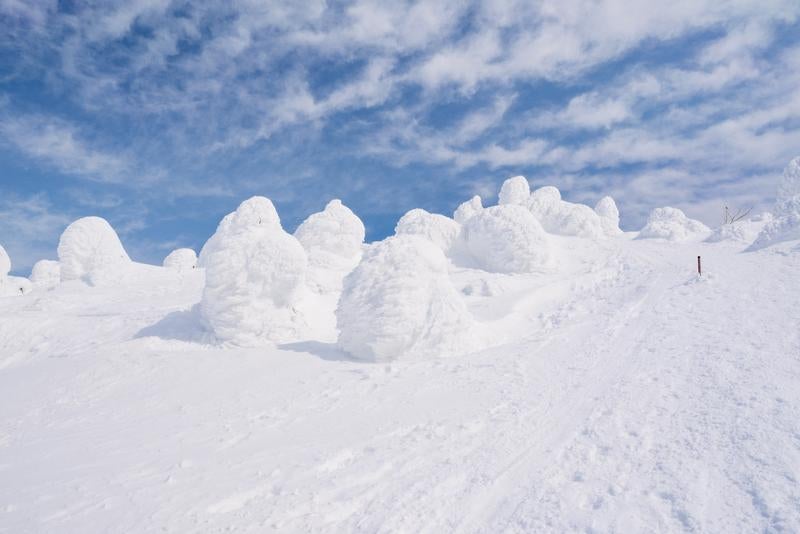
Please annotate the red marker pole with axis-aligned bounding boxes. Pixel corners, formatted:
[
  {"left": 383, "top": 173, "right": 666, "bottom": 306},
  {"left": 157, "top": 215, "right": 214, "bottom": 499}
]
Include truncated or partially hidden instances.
[{"left": 697, "top": 256, "right": 702, "bottom": 276}]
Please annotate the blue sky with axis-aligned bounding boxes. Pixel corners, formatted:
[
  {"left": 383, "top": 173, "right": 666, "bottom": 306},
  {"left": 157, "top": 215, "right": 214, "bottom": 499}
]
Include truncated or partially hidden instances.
[{"left": 1, "top": 1, "right": 800, "bottom": 273}]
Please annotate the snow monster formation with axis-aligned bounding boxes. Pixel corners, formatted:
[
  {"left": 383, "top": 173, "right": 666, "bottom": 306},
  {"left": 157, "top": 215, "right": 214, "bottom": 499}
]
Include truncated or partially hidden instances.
[
  {"left": 30, "top": 260, "right": 61, "bottom": 289},
  {"left": 200, "top": 196, "right": 309, "bottom": 346},
  {"left": 595, "top": 196, "right": 623, "bottom": 235},
  {"left": 637, "top": 207, "right": 710, "bottom": 242},
  {"left": 526, "top": 186, "right": 605, "bottom": 239},
  {"left": 749, "top": 157, "right": 800, "bottom": 250},
  {"left": 294, "top": 199, "right": 365, "bottom": 294},
  {"left": 0, "top": 245, "right": 33, "bottom": 296},
  {"left": 462, "top": 204, "right": 552, "bottom": 273},
  {"left": 498, "top": 175, "right": 530, "bottom": 206},
  {"left": 336, "top": 235, "right": 476, "bottom": 362},
  {"left": 163, "top": 248, "right": 198, "bottom": 272},
  {"left": 57, "top": 216, "right": 132, "bottom": 286},
  {"left": 453, "top": 195, "right": 483, "bottom": 224},
  {"left": 394, "top": 208, "right": 461, "bottom": 255}
]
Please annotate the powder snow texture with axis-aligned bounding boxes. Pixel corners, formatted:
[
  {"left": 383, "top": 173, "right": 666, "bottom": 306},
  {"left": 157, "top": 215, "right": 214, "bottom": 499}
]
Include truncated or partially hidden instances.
[
  {"left": 30, "top": 260, "right": 61, "bottom": 289},
  {"left": 706, "top": 222, "right": 762, "bottom": 244},
  {"left": 337, "top": 235, "right": 476, "bottom": 362},
  {"left": 57, "top": 217, "right": 132, "bottom": 286},
  {"left": 462, "top": 204, "right": 551, "bottom": 273},
  {"left": 638, "top": 207, "right": 710, "bottom": 242},
  {"left": 595, "top": 196, "right": 622, "bottom": 235},
  {"left": 498, "top": 176, "right": 530, "bottom": 206},
  {"left": 750, "top": 158, "right": 800, "bottom": 250},
  {"left": 526, "top": 186, "right": 605, "bottom": 239},
  {"left": 294, "top": 199, "right": 365, "bottom": 293},
  {"left": 163, "top": 249, "right": 198, "bottom": 272},
  {"left": 0, "top": 244, "right": 9, "bottom": 278},
  {"left": 395, "top": 209, "right": 461, "bottom": 254},
  {"left": 453, "top": 195, "right": 483, "bottom": 224},
  {"left": 200, "top": 197, "right": 309, "bottom": 346},
  {"left": 198, "top": 196, "right": 281, "bottom": 267}
]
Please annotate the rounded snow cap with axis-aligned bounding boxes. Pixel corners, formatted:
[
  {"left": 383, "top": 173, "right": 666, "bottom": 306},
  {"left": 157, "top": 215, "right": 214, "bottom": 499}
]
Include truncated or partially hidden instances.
[
  {"left": 453, "top": 195, "right": 483, "bottom": 224},
  {"left": 200, "top": 197, "right": 309, "bottom": 346},
  {"left": 777, "top": 157, "right": 800, "bottom": 215},
  {"left": 527, "top": 186, "right": 605, "bottom": 239},
  {"left": 57, "top": 216, "right": 131, "bottom": 285},
  {"left": 294, "top": 199, "right": 365, "bottom": 263},
  {"left": 336, "top": 235, "right": 475, "bottom": 362},
  {"left": 498, "top": 175, "right": 531, "bottom": 206},
  {"left": 0, "top": 244, "right": 9, "bottom": 278},
  {"left": 163, "top": 248, "right": 198, "bottom": 271},
  {"left": 394, "top": 208, "right": 460, "bottom": 254},
  {"left": 638, "top": 207, "right": 710, "bottom": 242},
  {"left": 199, "top": 196, "right": 282, "bottom": 267},
  {"left": 463, "top": 204, "right": 552, "bottom": 273},
  {"left": 30, "top": 260, "right": 61, "bottom": 289},
  {"left": 595, "top": 196, "right": 622, "bottom": 235}
]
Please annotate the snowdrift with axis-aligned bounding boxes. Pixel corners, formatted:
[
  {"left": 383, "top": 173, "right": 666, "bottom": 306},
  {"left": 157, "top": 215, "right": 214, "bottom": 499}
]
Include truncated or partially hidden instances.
[
  {"left": 57, "top": 216, "right": 132, "bottom": 286},
  {"left": 395, "top": 208, "right": 460, "bottom": 254},
  {"left": 638, "top": 207, "right": 710, "bottom": 242},
  {"left": 30, "top": 260, "right": 61, "bottom": 289},
  {"left": 526, "top": 186, "right": 606, "bottom": 239},
  {"left": 749, "top": 157, "right": 800, "bottom": 250},
  {"left": 163, "top": 248, "right": 198, "bottom": 272},
  {"left": 453, "top": 195, "right": 483, "bottom": 224},
  {"left": 200, "top": 196, "right": 309, "bottom": 346},
  {"left": 462, "top": 204, "right": 552, "bottom": 273},
  {"left": 337, "top": 235, "right": 476, "bottom": 362},
  {"left": 294, "top": 199, "right": 365, "bottom": 293}
]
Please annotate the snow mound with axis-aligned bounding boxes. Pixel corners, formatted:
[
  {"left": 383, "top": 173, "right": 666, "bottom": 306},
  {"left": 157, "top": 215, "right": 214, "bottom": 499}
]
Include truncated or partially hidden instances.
[
  {"left": 0, "top": 276, "right": 32, "bottom": 296},
  {"left": 462, "top": 204, "right": 551, "bottom": 273},
  {"left": 294, "top": 199, "right": 365, "bottom": 293},
  {"left": 638, "top": 207, "right": 710, "bottom": 242},
  {"left": 198, "top": 196, "right": 281, "bottom": 267},
  {"left": 336, "top": 235, "right": 476, "bottom": 362},
  {"left": 200, "top": 196, "right": 309, "bottom": 346},
  {"left": 595, "top": 196, "right": 622, "bottom": 235},
  {"left": 453, "top": 195, "right": 483, "bottom": 224},
  {"left": 526, "top": 186, "right": 605, "bottom": 238},
  {"left": 57, "top": 217, "right": 132, "bottom": 285},
  {"left": 30, "top": 260, "right": 61, "bottom": 289},
  {"left": 749, "top": 158, "right": 800, "bottom": 250},
  {"left": 705, "top": 222, "right": 762, "bottom": 244},
  {"left": 163, "top": 248, "right": 198, "bottom": 272},
  {"left": 0, "top": 244, "right": 9, "bottom": 279},
  {"left": 498, "top": 176, "right": 530, "bottom": 206},
  {"left": 395, "top": 208, "right": 460, "bottom": 254}
]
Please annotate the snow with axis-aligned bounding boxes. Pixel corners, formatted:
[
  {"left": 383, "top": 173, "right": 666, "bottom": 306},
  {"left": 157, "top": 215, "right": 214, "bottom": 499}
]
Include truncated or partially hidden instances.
[
  {"left": 57, "top": 216, "right": 132, "bottom": 286},
  {"left": 30, "top": 260, "right": 61, "bottom": 289},
  {"left": 394, "top": 208, "right": 460, "bottom": 254},
  {"left": 595, "top": 195, "right": 623, "bottom": 235},
  {"left": 749, "top": 157, "right": 800, "bottom": 250},
  {"left": 162, "top": 248, "right": 197, "bottom": 272},
  {"left": 453, "top": 195, "right": 483, "bottom": 224},
  {"left": 2, "top": 192, "right": 800, "bottom": 533},
  {"left": 462, "top": 204, "right": 552, "bottom": 273},
  {"left": 638, "top": 207, "right": 711, "bottom": 242},
  {"left": 294, "top": 199, "right": 365, "bottom": 294},
  {"left": 497, "top": 175, "right": 530, "bottom": 206},
  {"left": 199, "top": 196, "right": 309, "bottom": 346},
  {"left": 705, "top": 220, "right": 764, "bottom": 244},
  {"left": 336, "top": 235, "right": 476, "bottom": 362},
  {"left": 526, "top": 186, "right": 606, "bottom": 238},
  {"left": 0, "top": 244, "right": 9, "bottom": 278}
]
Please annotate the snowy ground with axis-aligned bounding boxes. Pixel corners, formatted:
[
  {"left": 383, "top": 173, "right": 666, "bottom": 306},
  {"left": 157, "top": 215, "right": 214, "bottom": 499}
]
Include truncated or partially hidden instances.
[{"left": 1, "top": 234, "right": 799, "bottom": 533}]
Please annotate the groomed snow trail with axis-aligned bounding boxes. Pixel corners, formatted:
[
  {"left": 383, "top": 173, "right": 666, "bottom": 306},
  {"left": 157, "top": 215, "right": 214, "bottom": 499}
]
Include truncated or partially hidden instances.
[{"left": 0, "top": 238, "right": 798, "bottom": 533}]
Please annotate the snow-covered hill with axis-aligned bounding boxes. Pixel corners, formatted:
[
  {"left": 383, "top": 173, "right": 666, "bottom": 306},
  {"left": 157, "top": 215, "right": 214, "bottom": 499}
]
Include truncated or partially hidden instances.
[{"left": 1, "top": 229, "right": 798, "bottom": 532}]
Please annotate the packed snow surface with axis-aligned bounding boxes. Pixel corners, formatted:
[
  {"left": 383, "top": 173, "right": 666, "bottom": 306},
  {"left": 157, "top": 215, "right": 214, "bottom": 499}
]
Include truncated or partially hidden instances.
[
  {"left": 57, "top": 216, "right": 132, "bottom": 286},
  {"left": 162, "top": 248, "right": 197, "bottom": 272},
  {"left": 638, "top": 206, "right": 711, "bottom": 242},
  {"left": 497, "top": 175, "right": 530, "bottom": 206},
  {"left": 462, "top": 204, "right": 552, "bottom": 273},
  {"left": 337, "top": 235, "right": 475, "bottom": 362},
  {"left": 30, "top": 259, "right": 61, "bottom": 289},
  {"left": 453, "top": 195, "right": 483, "bottom": 224},
  {"left": 394, "top": 208, "right": 461, "bottom": 254},
  {"left": 200, "top": 196, "right": 309, "bottom": 346},
  {"left": 2, "top": 183, "right": 800, "bottom": 532}
]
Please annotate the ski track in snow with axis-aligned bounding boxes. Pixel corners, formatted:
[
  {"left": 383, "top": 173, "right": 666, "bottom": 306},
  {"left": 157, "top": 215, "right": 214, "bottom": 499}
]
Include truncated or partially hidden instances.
[{"left": 1, "top": 237, "right": 799, "bottom": 532}]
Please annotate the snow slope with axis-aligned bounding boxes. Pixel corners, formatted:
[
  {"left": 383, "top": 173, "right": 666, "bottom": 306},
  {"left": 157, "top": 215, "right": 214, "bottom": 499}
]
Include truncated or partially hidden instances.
[{"left": 0, "top": 233, "right": 799, "bottom": 532}]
